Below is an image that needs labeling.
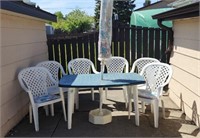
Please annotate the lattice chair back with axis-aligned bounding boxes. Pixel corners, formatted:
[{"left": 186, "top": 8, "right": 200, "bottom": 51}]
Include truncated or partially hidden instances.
[
  {"left": 36, "top": 61, "right": 65, "bottom": 88},
  {"left": 130, "top": 57, "right": 160, "bottom": 73},
  {"left": 105, "top": 56, "right": 129, "bottom": 73},
  {"left": 68, "top": 58, "right": 98, "bottom": 74},
  {"left": 140, "top": 63, "right": 173, "bottom": 97},
  {"left": 18, "top": 67, "right": 55, "bottom": 97},
  {"left": 18, "top": 67, "right": 66, "bottom": 131}
]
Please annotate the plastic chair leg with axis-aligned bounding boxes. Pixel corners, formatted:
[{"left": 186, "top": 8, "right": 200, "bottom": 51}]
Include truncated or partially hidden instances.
[
  {"left": 153, "top": 99, "right": 159, "bottom": 128},
  {"left": 141, "top": 102, "right": 145, "bottom": 113},
  {"left": 62, "top": 101, "right": 67, "bottom": 121},
  {"left": 29, "top": 103, "right": 32, "bottom": 124},
  {"left": 60, "top": 90, "right": 67, "bottom": 121},
  {"left": 91, "top": 88, "right": 95, "bottom": 101},
  {"left": 151, "top": 103, "right": 154, "bottom": 113},
  {"left": 50, "top": 104, "right": 54, "bottom": 116},
  {"left": 32, "top": 106, "right": 39, "bottom": 131},
  {"left": 123, "top": 87, "right": 128, "bottom": 108},
  {"left": 44, "top": 105, "right": 49, "bottom": 116},
  {"left": 161, "top": 100, "right": 165, "bottom": 119}
]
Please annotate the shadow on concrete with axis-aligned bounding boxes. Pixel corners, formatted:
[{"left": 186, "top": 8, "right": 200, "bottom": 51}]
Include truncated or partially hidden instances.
[{"left": 6, "top": 90, "right": 199, "bottom": 137}]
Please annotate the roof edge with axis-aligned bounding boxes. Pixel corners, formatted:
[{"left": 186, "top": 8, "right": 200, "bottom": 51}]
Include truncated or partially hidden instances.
[
  {"left": 152, "top": 2, "right": 199, "bottom": 21},
  {"left": 135, "top": 1, "right": 162, "bottom": 11},
  {"left": 0, "top": 1, "right": 56, "bottom": 22}
]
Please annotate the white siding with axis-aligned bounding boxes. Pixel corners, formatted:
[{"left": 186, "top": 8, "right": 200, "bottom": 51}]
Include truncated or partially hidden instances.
[
  {"left": 169, "top": 17, "right": 200, "bottom": 127},
  {"left": 0, "top": 10, "right": 48, "bottom": 136}
]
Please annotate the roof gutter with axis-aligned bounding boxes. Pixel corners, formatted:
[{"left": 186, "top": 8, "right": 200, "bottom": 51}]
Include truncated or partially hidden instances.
[{"left": 152, "top": 2, "right": 199, "bottom": 64}]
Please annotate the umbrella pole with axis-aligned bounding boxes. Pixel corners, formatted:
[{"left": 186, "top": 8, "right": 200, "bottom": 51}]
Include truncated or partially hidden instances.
[
  {"left": 99, "top": 59, "right": 105, "bottom": 115},
  {"left": 100, "top": 59, "right": 105, "bottom": 80},
  {"left": 99, "top": 87, "right": 104, "bottom": 115}
]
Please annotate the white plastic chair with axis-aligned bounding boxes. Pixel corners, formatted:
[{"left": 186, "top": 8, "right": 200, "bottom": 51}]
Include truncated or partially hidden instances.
[
  {"left": 18, "top": 67, "right": 67, "bottom": 131},
  {"left": 105, "top": 56, "right": 129, "bottom": 107},
  {"left": 128, "top": 57, "right": 160, "bottom": 120},
  {"left": 36, "top": 61, "right": 68, "bottom": 118},
  {"left": 129, "top": 63, "right": 173, "bottom": 128},
  {"left": 130, "top": 57, "right": 160, "bottom": 73},
  {"left": 36, "top": 61, "right": 68, "bottom": 95},
  {"left": 68, "top": 58, "right": 99, "bottom": 108}
]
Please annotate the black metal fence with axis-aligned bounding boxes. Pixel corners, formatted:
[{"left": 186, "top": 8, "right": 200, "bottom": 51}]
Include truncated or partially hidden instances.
[{"left": 47, "top": 25, "right": 172, "bottom": 73}]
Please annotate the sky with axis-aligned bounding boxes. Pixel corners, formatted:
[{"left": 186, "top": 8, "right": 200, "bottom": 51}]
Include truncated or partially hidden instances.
[{"left": 31, "top": 0, "right": 159, "bottom": 16}]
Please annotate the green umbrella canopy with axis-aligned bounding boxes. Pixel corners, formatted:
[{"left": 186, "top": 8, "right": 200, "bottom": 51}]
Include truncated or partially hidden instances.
[{"left": 130, "top": 8, "right": 173, "bottom": 28}]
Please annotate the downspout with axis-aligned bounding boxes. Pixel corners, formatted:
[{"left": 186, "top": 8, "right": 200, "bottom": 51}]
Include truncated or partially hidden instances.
[{"left": 157, "top": 19, "right": 174, "bottom": 64}]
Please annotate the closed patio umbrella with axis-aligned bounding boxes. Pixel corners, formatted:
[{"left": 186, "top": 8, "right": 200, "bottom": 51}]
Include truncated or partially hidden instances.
[
  {"left": 92, "top": 0, "right": 113, "bottom": 120},
  {"left": 98, "top": 0, "right": 113, "bottom": 80}
]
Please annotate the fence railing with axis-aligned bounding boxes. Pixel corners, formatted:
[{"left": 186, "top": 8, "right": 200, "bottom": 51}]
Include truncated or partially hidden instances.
[{"left": 47, "top": 25, "right": 171, "bottom": 73}]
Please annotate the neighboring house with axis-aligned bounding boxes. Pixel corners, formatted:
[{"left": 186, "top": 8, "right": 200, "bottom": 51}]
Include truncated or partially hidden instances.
[
  {"left": 0, "top": 1, "right": 56, "bottom": 136},
  {"left": 135, "top": 0, "right": 176, "bottom": 11},
  {"left": 45, "top": 24, "right": 55, "bottom": 35},
  {"left": 153, "top": 2, "right": 200, "bottom": 127},
  {"left": 168, "top": 0, "right": 200, "bottom": 8}
]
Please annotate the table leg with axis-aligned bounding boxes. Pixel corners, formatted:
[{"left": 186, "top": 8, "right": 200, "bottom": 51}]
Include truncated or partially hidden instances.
[
  {"left": 132, "top": 85, "right": 139, "bottom": 126},
  {"left": 67, "top": 88, "right": 75, "bottom": 129}
]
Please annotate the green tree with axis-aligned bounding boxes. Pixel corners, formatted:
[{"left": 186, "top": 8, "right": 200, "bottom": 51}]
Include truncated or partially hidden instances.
[
  {"left": 113, "top": 0, "right": 136, "bottom": 24},
  {"left": 94, "top": 0, "right": 136, "bottom": 26},
  {"left": 94, "top": 0, "right": 101, "bottom": 27},
  {"left": 54, "top": 11, "right": 64, "bottom": 19},
  {"left": 51, "top": 9, "right": 94, "bottom": 34},
  {"left": 51, "top": 11, "right": 66, "bottom": 32},
  {"left": 65, "top": 9, "right": 94, "bottom": 33}
]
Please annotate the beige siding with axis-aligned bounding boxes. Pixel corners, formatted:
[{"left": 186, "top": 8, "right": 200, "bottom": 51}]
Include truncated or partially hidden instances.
[
  {"left": 169, "top": 17, "right": 200, "bottom": 127},
  {"left": 0, "top": 10, "right": 48, "bottom": 136}
]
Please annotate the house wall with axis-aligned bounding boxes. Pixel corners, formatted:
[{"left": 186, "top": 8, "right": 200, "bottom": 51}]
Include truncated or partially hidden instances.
[
  {"left": 0, "top": 10, "right": 48, "bottom": 136},
  {"left": 169, "top": 17, "right": 200, "bottom": 127}
]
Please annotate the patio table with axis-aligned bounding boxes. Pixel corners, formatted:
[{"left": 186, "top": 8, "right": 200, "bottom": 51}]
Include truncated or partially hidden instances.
[{"left": 59, "top": 73, "right": 145, "bottom": 129}]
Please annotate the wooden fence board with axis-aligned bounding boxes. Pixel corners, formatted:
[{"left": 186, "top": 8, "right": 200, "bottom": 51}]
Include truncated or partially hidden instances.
[
  {"left": 149, "top": 28, "right": 154, "bottom": 58},
  {"left": 137, "top": 27, "right": 142, "bottom": 58},
  {"left": 47, "top": 26, "right": 172, "bottom": 73},
  {"left": 130, "top": 26, "right": 136, "bottom": 65},
  {"left": 119, "top": 27, "right": 125, "bottom": 57},
  {"left": 77, "top": 37, "right": 83, "bottom": 58},
  {"left": 84, "top": 35, "right": 89, "bottom": 59},
  {"left": 113, "top": 27, "right": 119, "bottom": 56},
  {"left": 143, "top": 27, "right": 148, "bottom": 57},
  {"left": 155, "top": 28, "right": 161, "bottom": 60},
  {"left": 54, "top": 40, "right": 60, "bottom": 62},
  {"left": 47, "top": 40, "right": 54, "bottom": 60},
  {"left": 89, "top": 33, "right": 95, "bottom": 66},
  {"left": 60, "top": 40, "right": 66, "bottom": 72},
  {"left": 125, "top": 27, "right": 130, "bottom": 64},
  {"left": 94, "top": 32, "right": 100, "bottom": 71},
  {"left": 65, "top": 39, "right": 72, "bottom": 66},
  {"left": 161, "top": 30, "right": 167, "bottom": 63},
  {"left": 71, "top": 38, "right": 77, "bottom": 59}
]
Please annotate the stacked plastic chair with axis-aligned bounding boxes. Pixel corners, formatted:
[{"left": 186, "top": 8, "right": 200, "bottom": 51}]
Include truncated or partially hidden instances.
[
  {"left": 68, "top": 58, "right": 99, "bottom": 109},
  {"left": 18, "top": 67, "right": 67, "bottom": 131},
  {"left": 105, "top": 56, "right": 129, "bottom": 107},
  {"left": 128, "top": 62, "right": 173, "bottom": 128}
]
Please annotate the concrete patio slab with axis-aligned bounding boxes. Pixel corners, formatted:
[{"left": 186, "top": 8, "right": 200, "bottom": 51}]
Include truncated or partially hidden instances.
[{"left": 6, "top": 89, "right": 200, "bottom": 137}]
